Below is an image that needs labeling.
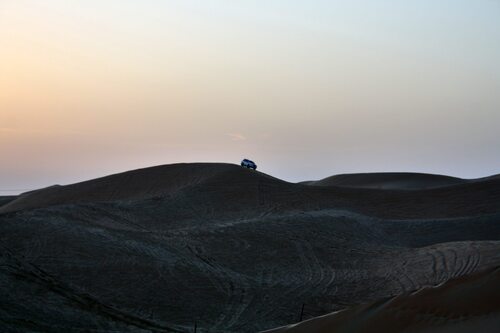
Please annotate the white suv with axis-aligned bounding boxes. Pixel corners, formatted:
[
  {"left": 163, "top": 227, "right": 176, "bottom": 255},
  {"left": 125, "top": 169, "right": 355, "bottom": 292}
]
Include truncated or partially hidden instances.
[{"left": 241, "top": 159, "right": 257, "bottom": 170}]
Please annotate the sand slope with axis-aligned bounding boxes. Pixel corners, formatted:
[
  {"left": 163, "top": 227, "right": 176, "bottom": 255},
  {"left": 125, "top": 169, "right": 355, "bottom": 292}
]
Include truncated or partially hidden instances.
[
  {"left": 262, "top": 266, "right": 500, "bottom": 333},
  {"left": 1, "top": 163, "right": 499, "bottom": 332},
  {"left": 0, "top": 196, "right": 16, "bottom": 208}
]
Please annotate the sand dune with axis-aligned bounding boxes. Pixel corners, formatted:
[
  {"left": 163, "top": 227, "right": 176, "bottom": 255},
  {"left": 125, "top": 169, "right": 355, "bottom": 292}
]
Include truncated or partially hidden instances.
[
  {"left": 0, "top": 163, "right": 286, "bottom": 214},
  {"left": 262, "top": 266, "right": 500, "bottom": 333},
  {"left": 302, "top": 172, "right": 500, "bottom": 190},
  {"left": 2, "top": 164, "right": 500, "bottom": 220},
  {"left": 302, "top": 172, "right": 466, "bottom": 189},
  {"left": 1, "top": 163, "right": 499, "bottom": 332}
]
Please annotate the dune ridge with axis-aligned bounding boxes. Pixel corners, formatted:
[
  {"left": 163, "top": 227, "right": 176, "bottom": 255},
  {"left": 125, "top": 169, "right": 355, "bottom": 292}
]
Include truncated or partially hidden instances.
[
  {"left": 301, "top": 172, "right": 500, "bottom": 190},
  {"left": 303, "top": 172, "right": 465, "bottom": 189},
  {"left": 2, "top": 164, "right": 499, "bottom": 220},
  {"left": 0, "top": 163, "right": 286, "bottom": 214}
]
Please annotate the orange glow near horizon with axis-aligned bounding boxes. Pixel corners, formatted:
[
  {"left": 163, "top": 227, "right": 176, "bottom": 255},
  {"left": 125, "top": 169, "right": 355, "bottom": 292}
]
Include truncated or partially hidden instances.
[{"left": 1, "top": 1, "right": 499, "bottom": 193}]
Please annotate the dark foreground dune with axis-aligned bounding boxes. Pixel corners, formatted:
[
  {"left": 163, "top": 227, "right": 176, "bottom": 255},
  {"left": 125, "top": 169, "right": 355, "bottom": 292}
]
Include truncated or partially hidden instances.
[
  {"left": 1, "top": 163, "right": 500, "bottom": 332},
  {"left": 262, "top": 266, "right": 500, "bottom": 333}
]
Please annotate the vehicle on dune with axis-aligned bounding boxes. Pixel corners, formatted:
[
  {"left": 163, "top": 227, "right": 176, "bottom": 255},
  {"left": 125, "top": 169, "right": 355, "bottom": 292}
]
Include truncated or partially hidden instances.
[{"left": 241, "top": 159, "right": 257, "bottom": 170}]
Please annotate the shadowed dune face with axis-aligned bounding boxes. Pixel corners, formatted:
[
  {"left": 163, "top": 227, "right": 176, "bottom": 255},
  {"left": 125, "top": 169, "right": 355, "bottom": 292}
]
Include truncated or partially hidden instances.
[
  {"left": 0, "top": 196, "right": 17, "bottom": 208},
  {"left": 261, "top": 266, "right": 500, "bottom": 333},
  {"left": 1, "top": 163, "right": 500, "bottom": 332}
]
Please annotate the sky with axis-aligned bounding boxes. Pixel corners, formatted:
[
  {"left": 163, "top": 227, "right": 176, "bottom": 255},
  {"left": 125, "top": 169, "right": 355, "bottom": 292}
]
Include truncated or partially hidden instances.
[{"left": 1, "top": 0, "right": 499, "bottom": 194}]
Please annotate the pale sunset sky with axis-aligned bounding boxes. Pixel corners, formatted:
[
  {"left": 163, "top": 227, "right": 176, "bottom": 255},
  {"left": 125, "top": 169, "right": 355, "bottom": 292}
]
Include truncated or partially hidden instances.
[{"left": 1, "top": 1, "right": 499, "bottom": 193}]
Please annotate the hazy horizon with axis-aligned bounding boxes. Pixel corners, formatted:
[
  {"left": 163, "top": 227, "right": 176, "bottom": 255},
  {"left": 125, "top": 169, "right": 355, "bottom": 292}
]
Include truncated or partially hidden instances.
[{"left": 1, "top": 0, "right": 499, "bottom": 194}]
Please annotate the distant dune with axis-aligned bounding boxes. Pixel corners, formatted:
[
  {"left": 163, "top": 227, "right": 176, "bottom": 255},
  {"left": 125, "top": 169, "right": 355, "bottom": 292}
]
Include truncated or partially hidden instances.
[
  {"left": 262, "top": 266, "right": 500, "bottom": 333},
  {"left": 301, "top": 172, "right": 467, "bottom": 190},
  {"left": 1, "top": 163, "right": 499, "bottom": 332}
]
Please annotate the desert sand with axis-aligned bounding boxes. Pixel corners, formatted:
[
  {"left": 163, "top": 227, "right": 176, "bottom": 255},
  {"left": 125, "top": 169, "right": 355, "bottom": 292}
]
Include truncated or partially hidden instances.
[
  {"left": 261, "top": 266, "right": 500, "bottom": 333},
  {"left": 1, "top": 163, "right": 499, "bottom": 332}
]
